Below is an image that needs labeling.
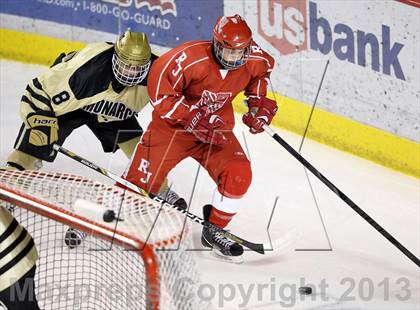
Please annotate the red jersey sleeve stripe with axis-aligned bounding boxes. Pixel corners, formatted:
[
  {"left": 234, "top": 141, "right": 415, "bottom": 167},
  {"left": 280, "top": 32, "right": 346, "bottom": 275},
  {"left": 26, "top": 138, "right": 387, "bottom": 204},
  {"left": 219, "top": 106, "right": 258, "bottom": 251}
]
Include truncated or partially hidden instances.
[
  {"left": 249, "top": 55, "right": 273, "bottom": 68},
  {"left": 173, "top": 56, "right": 209, "bottom": 89},
  {"left": 161, "top": 96, "right": 187, "bottom": 120},
  {"left": 150, "top": 95, "right": 168, "bottom": 107},
  {"left": 256, "top": 79, "right": 261, "bottom": 97}
]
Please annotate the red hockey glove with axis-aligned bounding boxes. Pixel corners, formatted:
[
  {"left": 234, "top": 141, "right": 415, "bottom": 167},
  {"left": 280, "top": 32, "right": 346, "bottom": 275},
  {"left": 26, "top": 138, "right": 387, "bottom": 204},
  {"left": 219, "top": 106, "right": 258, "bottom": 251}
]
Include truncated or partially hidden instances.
[
  {"left": 242, "top": 97, "right": 278, "bottom": 134},
  {"left": 184, "top": 107, "right": 228, "bottom": 145}
]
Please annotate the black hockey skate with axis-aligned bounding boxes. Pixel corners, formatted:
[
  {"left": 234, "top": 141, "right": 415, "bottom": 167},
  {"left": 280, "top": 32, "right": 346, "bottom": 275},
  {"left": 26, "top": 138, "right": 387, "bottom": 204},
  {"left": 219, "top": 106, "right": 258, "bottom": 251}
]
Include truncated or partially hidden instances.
[
  {"left": 158, "top": 188, "right": 188, "bottom": 210},
  {"left": 201, "top": 204, "right": 243, "bottom": 263},
  {"left": 64, "top": 228, "right": 87, "bottom": 249}
]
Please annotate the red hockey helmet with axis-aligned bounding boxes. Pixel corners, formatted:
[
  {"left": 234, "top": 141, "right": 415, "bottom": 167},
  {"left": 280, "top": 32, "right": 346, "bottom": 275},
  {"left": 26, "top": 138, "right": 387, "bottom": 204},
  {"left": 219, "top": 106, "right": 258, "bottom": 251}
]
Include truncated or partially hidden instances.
[{"left": 212, "top": 15, "right": 252, "bottom": 69}]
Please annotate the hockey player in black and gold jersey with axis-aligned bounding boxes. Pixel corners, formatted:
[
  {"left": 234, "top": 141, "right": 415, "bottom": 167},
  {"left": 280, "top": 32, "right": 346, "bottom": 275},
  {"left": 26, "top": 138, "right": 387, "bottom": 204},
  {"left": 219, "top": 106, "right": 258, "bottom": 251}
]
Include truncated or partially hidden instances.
[
  {"left": 0, "top": 206, "right": 40, "bottom": 310},
  {"left": 4, "top": 29, "right": 187, "bottom": 209},
  {"left": 6, "top": 29, "right": 153, "bottom": 170}
]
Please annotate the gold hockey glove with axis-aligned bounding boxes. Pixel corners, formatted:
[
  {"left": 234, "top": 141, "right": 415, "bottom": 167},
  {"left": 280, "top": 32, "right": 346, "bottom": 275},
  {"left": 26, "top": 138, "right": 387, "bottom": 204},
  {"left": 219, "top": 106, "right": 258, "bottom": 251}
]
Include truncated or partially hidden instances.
[{"left": 26, "top": 111, "right": 58, "bottom": 147}]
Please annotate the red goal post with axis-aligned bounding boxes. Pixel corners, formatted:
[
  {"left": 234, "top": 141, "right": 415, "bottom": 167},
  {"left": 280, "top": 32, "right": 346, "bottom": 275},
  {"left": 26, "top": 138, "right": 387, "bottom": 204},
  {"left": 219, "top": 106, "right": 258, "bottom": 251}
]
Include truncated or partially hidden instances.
[{"left": 0, "top": 170, "right": 208, "bottom": 310}]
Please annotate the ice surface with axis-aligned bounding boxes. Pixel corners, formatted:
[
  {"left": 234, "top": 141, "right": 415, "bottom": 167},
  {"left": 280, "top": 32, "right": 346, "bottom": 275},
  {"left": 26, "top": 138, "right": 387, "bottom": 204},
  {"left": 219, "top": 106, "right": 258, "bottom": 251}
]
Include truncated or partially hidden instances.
[{"left": 1, "top": 59, "right": 419, "bottom": 309}]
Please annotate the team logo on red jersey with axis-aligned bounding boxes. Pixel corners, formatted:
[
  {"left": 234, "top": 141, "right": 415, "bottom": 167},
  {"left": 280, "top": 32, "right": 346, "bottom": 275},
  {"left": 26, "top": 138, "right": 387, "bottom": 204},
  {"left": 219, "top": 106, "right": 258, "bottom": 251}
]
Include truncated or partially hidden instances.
[
  {"left": 196, "top": 90, "right": 232, "bottom": 114},
  {"left": 257, "top": 0, "right": 307, "bottom": 55}
]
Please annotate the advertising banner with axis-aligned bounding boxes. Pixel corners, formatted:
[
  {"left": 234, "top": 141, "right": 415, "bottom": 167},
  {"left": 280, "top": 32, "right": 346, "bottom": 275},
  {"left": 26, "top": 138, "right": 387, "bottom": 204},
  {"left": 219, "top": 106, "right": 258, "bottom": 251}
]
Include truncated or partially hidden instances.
[
  {"left": 1, "top": 0, "right": 418, "bottom": 142},
  {"left": 229, "top": 0, "right": 419, "bottom": 141},
  {"left": 1, "top": 0, "right": 223, "bottom": 47}
]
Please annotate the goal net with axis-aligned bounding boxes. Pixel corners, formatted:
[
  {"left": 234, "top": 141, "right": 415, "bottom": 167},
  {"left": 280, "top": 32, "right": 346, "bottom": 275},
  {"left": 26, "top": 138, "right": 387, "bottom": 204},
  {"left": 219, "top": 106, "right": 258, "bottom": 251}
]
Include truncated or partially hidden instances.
[{"left": 0, "top": 170, "right": 210, "bottom": 310}]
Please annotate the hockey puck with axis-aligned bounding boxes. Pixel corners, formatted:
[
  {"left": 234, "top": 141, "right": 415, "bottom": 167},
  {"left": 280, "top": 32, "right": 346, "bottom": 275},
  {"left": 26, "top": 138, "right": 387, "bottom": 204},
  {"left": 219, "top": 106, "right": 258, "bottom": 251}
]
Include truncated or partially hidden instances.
[
  {"left": 298, "top": 286, "right": 312, "bottom": 295},
  {"left": 103, "top": 210, "right": 116, "bottom": 222},
  {"left": 64, "top": 229, "right": 83, "bottom": 249}
]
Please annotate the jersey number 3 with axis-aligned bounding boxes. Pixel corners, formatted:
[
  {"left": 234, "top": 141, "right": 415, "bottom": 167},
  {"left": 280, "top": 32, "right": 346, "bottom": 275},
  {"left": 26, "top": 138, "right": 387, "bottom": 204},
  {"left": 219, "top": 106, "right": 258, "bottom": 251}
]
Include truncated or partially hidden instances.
[{"left": 172, "top": 52, "right": 187, "bottom": 77}]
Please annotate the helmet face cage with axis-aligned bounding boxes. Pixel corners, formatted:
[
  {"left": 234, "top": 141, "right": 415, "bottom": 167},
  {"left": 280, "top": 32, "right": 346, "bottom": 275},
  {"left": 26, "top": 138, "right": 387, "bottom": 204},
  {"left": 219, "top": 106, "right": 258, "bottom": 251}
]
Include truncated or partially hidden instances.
[
  {"left": 112, "top": 53, "right": 150, "bottom": 86},
  {"left": 213, "top": 40, "right": 250, "bottom": 70}
]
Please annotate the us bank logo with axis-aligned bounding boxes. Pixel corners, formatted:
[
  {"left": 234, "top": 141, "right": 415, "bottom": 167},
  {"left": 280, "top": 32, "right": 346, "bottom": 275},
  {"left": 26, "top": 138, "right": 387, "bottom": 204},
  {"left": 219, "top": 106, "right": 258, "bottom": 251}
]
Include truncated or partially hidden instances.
[{"left": 258, "top": 0, "right": 406, "bottom": 81}]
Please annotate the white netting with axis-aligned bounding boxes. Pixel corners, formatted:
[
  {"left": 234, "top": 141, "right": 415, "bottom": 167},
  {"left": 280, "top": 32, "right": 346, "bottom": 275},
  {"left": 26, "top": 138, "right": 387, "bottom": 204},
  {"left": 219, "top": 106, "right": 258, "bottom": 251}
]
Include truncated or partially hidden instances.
[{"left": 0, "top": 170, "right": 209, "bottom": 310}]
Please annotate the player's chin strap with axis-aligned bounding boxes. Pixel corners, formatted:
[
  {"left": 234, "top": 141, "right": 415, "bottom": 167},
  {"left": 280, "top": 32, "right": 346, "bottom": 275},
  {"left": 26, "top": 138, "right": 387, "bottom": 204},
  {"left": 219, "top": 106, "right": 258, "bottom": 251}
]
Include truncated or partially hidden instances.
[
  {"left": 53, "top": 144, "right": 265, "bottom": 255},
  {"left": 262, "top": 125, "right": 420, "bottom": 267}
]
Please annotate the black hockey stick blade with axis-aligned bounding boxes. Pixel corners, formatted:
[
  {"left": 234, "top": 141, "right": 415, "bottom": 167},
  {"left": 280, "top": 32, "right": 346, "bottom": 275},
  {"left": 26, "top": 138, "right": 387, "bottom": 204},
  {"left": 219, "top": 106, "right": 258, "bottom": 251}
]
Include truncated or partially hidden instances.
[
  {"left": 150, "top": 195, "right": 265, "bottom": 254},
  {"left": 263, "top": 126, "right": 420, "bottom": 268},
  {"left": 55, "top": 144, "right": 265, "bottom": 255}
]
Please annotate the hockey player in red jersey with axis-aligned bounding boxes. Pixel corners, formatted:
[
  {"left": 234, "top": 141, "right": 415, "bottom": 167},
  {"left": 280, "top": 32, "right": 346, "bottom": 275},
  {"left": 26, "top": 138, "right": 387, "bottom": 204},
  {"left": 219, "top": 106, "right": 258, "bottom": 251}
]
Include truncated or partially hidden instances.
[{"left": 124, "top": 15, "right": 277, "bottom": 262}]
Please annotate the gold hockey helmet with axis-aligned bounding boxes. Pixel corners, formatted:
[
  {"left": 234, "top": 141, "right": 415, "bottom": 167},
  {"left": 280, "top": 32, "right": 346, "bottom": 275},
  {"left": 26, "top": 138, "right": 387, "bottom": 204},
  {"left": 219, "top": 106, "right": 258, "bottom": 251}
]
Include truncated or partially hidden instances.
[{"left": 112, "top": 29, "right": 152, "bottom": 86}]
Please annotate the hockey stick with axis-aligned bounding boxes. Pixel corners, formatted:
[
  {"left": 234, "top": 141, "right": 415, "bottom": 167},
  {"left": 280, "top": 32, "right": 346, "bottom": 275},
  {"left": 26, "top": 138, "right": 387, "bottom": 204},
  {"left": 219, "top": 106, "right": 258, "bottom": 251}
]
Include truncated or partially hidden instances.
[
  {"left": 263, "top": 125, "right": 420, "bottom": 267},
  {"left": 53, "top": 144, "right": 265, "bottom": 254}
]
